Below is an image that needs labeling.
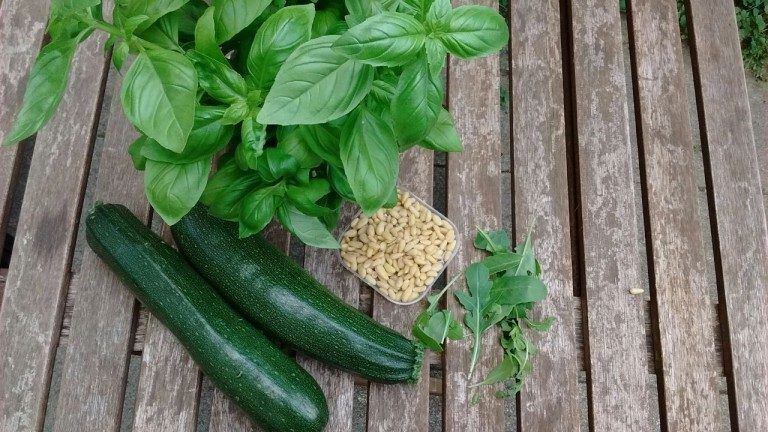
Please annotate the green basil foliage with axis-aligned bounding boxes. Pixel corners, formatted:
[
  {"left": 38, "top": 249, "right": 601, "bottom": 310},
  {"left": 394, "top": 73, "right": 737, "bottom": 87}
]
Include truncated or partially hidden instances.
[{"left": 5, "top": 0, "right": 507, "bottom": 248}]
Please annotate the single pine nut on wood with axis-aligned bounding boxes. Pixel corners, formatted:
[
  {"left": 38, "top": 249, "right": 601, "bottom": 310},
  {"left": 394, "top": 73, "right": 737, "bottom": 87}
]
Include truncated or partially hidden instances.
[{"left": 629, "top": 288, "right": 645, "bottom": 295}]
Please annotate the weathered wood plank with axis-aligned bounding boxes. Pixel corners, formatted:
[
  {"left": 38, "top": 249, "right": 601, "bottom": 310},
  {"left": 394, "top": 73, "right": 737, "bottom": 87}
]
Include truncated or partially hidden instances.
[
  {"left": 444, "top": 0, "right": 505, "bottom": 427},
  {"left": 207, "top": 222, "right": 291, "bottom": 432},
  {"left": 0, "top": 0, "right": 49, "bottom": 268},
  {"left": 626, "top": 0, "right": 721, "bottom": 430},
  {"left": 686, "top": 0, "right": 768, "bottom": 429},
  {"left": 52, "top": 69, "right": 150, "bottom": 432},
  {"left": 508, "top": 0, "right": 581, "bottom": 428},
  {"left": 366, "top": 148, "right": 432, "bottom": 432},
  {"left": 0, "top": 30, "right": 109, "bottom": 432},
  {"left": 295, "top": 205, "right": 359, "bottom": 432},
  {"left": 569, "top": 0, "right": 651, "bottom": 430}
]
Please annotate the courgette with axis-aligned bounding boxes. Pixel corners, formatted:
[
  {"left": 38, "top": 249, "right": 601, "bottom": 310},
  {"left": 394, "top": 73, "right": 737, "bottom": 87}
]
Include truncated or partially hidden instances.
[
  {"left": 172, "top": 204, "right": 424, "bottom": 383},
  {"left": 85, "top": 203, "right": 328, "bottom": 432}
]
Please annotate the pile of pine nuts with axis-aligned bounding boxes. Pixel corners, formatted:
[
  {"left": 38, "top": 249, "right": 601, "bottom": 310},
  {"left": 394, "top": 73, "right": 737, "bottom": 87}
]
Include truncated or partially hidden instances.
[{"left": 340, "top": 191, "right": 457, "bottom": 303}]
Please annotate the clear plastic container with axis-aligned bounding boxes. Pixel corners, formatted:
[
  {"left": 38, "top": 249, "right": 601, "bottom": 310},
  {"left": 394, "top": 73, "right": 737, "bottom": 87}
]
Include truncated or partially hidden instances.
[{"left": 336, "top": 189, "right": 460, "bottom": 305}]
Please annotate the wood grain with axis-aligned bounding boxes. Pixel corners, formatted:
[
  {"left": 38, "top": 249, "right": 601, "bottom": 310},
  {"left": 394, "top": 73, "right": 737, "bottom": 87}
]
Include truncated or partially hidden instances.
[
  {"left": 569, "top": 0, "right": 651, "bottom": 430},
  {"left": 508, "top": 0, "right": 581, "bottom": 429},
  {"left": 296, "top": 204, "right": 360, "bottom": 432},
  {"left": 0, "top": 0, "right": 49, "bottom": 267},
  {"left": 207, "top": 222, "right": 291, "bottom": 432},
  {"left": 366, "top": 148, "right": 432, "bottom": 432},
  {"left": 0, "top": 29, "right": 109, "bottom": 432},
  {"left": 626, "top": 0, "right": 721, "bottom": 430},
  {"left": 686, "top": 0, "right": 768, "bottom": 429},
  {"left": 444, "top": 0, "right": 505, "bottom": 427},
  {"left": 52, "top": 68, "right": 150, "bottom": 432}
]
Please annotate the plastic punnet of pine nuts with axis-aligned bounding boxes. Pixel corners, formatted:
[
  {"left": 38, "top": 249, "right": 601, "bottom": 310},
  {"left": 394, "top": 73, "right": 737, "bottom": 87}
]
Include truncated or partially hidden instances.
[{"left": 337, "top": 189, "right": 459, "bottom": 305}]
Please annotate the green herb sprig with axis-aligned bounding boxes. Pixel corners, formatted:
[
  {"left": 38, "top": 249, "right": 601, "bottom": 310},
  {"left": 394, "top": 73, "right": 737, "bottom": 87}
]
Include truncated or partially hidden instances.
[{"left": 413, "top": 226, "right": 554, "bottom": 402}]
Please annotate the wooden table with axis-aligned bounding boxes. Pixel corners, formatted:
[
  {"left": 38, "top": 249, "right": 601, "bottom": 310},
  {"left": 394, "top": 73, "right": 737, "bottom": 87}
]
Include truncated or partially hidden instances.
[{"left": 1, "top": 0, "right": 766, "bottom": 430}]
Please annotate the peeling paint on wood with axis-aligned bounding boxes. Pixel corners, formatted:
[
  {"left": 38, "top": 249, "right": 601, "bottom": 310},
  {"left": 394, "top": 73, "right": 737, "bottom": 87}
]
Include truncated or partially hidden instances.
[
  {"left": 509, "top": 0, "right": 581, "bottom": 429},
  {"left": 570, "top": 0, "right": 651, "bottom": 430},
  {"left": 627, "top": 0, "right": 721, "bottom": 430},
  {"left": 686, "top": 0, "right": 768, "bottom": 429}
]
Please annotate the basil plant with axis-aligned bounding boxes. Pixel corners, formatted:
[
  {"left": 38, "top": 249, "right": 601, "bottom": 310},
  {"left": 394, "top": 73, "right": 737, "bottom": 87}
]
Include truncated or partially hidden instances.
[{"left": 4, "top": 0, "right": 508, "bottom": 248}]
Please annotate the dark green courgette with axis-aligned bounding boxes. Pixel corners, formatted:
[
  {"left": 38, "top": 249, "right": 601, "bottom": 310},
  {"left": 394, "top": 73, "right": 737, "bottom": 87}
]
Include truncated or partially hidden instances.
[
  {"left": 172, "top": 204, "right": 424, "bottom": 383},
  {"left": 85, "top": 203, "right": 328, "bottom": 432}
]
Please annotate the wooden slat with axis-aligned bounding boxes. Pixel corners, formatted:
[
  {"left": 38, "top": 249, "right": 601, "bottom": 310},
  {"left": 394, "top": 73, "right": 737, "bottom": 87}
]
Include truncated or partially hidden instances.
[
  {"left": 295, "top": 206, "right": 359, "bottom": 432},
  {"left": 569, "top": 0, "right": 651, "bottom": 430},
  {"left": 508, "top": 0, "right": 581, "bottom": 429},
  {"left": 207, "top": 222, "right": 291, "bottom": 432},
  {"left": 685, "top": 0, "right": 768, "bottom": 429},
  {"left": 444, "top": 0, "right": 505, "bottom": 428},
  {"left": 626, "top": 0, "right": 722, "bottom": 430},
  {"left": 52, "top": 71, "right": 149, "bottom": 432},
  {"left": 0, "top": 29, "right": 109, "bottom": 432},
  {"left": 0, "top": 0, "right": 49, "bottom": 267},
  {"left": 366, "top": 148, "right": 432, "bottom": 432}
]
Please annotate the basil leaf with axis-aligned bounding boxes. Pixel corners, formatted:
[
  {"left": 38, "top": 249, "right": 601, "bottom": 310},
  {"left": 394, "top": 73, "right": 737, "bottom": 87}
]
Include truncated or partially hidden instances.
[
  {"left": 400, "top": 0, "right": 431, "bottom": 19},
  {"left": 177, "top": 0, "right": 208, "bottom": 37},
  {"left": 256, "top": 148, "right": 299, "bottom": 182},
  {"left": 425, "top": 0, "right": 451, "bottom": 32},
  {"left": 128, "top": 136, "right": 148, "bottom": 170},
  {"left": 235, "top": 118, "right": 267, "bottom": 169},
  {"left": 117, "top": 0, "right": 187, "bottom": 32},
  {"left": 298, "top": 124, "right": 342, "bottom": 167},
  {"left": 286, "top": 179, "right": 331, "bottom": 217},
  {"left": 392, "top": 55, "right": 443, "bottom": 144},
  {"left": 277, "top": 205, "right": 340, "bottom": 249},
  {"left": 425, "top": 38, "right": 447, "bottom": 77},
  {"left": 195, "top": 7, "right": 228, "bottom": 64},
  {"left": 187, "top": 50, "right": 247, "bottom": 104},
  {"left": 221, "top": 99, "right": 250, "bottom": 124},
  {"left": 332, "top": 12, "right": 426, "bottom": 67},
  {"left": 51, "top": 0, "right": 100, "bottom": 15},
  {"left": 247, "top": 5, "right": 315, "bottom": 90},
  {"left": 328, "top": 165, "right": 355, "bottom": 201},
  {"left": 112, "top": 41, "right": 130, "bottom": 71},
  {"left": 418, "top": 108, "right": 462, "bottom": 152},
  {"left": 277, "top": 127, "right": 322, "bottom": 168},
  {"left": 120, "top": 15, "right": 152, "bottom": 37},
  {"left": 239, "top": 182, "right": 284, "bottom": 237},
  {"left": 438, "top": 5, "right": 509, "bottom": 59},
  {"left": 141, "top": 106, "right": 233, "bottom": 163},
  {"left": 344, "top": 0, "right": 373, "bottom": 27},
  {"left": 202, "top": 160, "right": 261, "bottom": 220},
  {"left": 212, "top": 0, "right": 271, "bottom": 43},
  {"left": 4, "top": 38, "right": 79, "bottom": 146},
  {"left": 340, "top": 107, "right": 399, "bottom": 215},
  {"left": 120, "top": 49, "right": 198, "bottom": 153},
  {"left": 144, "top": 159, "right": 211, "bottom": 225},
  {"left": 312, "top": 8, "right": 347, "bottom": 37},
  {"left": 47, "top": 13, "right": 93, "bottom": 41},
  {"left": 137, "top": 12, "right": 180, "bottom": 50},
  {"left": 259, "top": 35, "right": 374, "bottom": 125}
]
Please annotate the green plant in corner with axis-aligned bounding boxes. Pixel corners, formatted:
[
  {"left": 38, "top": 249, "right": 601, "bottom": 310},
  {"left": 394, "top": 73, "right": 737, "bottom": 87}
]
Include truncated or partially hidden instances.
[{"left": 4, "top": 0, "right": 509, "bottom": 248}]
